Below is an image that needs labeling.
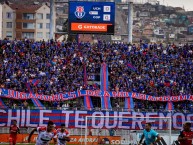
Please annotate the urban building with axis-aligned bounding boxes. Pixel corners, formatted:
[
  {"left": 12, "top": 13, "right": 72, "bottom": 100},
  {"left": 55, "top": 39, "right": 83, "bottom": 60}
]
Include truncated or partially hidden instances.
[
  {"left": 2, "top": 3, "right": 55, "bottom": 41},
  {"left": 0, "top": 4, "right": 2, "bottom": 39},
  {"left": 2, "top": 3, "right": 15, "bottom": 39},
  {"left": 188, "top": 24, "right": 193, "bottom": 35}
]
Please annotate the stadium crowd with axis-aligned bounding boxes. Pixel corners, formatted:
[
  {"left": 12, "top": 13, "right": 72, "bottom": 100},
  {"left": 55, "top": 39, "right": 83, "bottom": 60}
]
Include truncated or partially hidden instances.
[{"left": 0, "top": 38, "right": 192, "bottom": 111}]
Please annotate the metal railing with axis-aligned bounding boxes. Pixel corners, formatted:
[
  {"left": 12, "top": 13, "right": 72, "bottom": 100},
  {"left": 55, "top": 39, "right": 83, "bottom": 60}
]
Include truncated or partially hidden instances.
[{"left": 0, "top": 105, "right": 192, "bottom": 113}]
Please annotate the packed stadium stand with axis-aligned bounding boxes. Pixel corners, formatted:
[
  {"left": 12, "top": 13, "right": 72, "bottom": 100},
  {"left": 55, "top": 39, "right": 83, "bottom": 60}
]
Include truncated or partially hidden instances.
[
  {"left": 0, "top": 39, "right": 192, "bottom": 112},
  {"left": 0, "top": 1, "right": 192, "bottom": 145}
]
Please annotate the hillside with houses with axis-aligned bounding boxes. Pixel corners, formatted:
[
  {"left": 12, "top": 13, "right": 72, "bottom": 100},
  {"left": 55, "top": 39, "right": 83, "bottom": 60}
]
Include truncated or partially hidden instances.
[{"left": 0, "top": 0, "right": 192, "bottom": 43}]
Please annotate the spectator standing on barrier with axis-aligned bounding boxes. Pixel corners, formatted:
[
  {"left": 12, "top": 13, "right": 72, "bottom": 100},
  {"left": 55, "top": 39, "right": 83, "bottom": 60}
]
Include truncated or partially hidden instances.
[
  {"left": 23, "top": 100, "right": 28, "bottom": 109},
  {"left": 13, "top": 103, "right": 17, "bottom": 109},
  {"left": 115, "top": 102, "right": 120, "bottom": 111},
  {"left": 178, "top": 122, "right": 193, "bottom": 145},
  {"left": 69, "top": 102, "right": 73, "bottom": 110},
  {"left": 9, "top": 120, "right": 20, "bottom": 145}
]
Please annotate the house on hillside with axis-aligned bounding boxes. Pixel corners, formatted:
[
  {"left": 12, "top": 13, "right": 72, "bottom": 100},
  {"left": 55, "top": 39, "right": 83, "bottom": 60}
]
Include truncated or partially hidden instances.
[
  {"left": 175, "top": 7, "right": 185, "bottom": 13},
  {"left": 170, "top": 14, "right": 177, "bottom": 19},
  {"left": 188, "top": 24, "right": 193, "bottom": 35},
  {"left": 175, "top": 27, "right": 187, "bottom": 35},
  {"left": 154, "top": 27, "right": 165, "bottom": 38},
  {"left": 1, "top": 3, "right": 55, "bottom": 40},
  {"left": 143, "top": 25, "right": 154, "bottom": 37}
]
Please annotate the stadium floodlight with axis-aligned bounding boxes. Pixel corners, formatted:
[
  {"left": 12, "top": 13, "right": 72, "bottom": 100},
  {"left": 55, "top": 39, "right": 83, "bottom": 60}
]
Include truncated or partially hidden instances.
[
  {"left": 128, "top": 0, "right": 133, "bottom": 43},
  {"left": 50, "top": 0, "right": 54, "bottom": 40},
  {"left": 85, "top": 116, "right": 172, "bottom": 145}
]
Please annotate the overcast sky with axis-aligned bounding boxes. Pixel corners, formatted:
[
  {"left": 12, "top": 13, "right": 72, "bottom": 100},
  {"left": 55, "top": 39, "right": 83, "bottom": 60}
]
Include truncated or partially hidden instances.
[{"left": 158, "top": 0, "right": 193, "bottom": 11}]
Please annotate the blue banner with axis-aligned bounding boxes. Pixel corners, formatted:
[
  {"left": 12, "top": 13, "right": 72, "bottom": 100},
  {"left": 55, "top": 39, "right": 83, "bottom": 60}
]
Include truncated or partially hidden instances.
[{"left": 0, "top": 109, "right": 192, "bottom": 130}]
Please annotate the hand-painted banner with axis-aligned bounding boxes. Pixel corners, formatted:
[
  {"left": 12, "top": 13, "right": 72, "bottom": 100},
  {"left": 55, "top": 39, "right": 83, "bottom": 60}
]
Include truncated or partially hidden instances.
[
  {"left": 0, "top": 88, "right": 193, "bottom": 102},
  {"left": 0, "top": 110, "right": 192, "bottom": 130}
]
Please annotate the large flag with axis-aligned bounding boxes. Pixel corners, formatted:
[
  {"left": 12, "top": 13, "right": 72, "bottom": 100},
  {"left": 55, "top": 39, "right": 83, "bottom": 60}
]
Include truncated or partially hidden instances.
[
  {"left": 31, "top": 98, "right": 44, "bottom": 109},
  {"left": 100, "top": 63, "right": 109, "bottom": 92},
  {"left": 83, "top": 65, "right": 93, "bottom": 109},
  {"left": 165, "top": 101, "right": 174, "bottom": 111},
  {"left": 26, "top": 83, "right": 44, "bottom": 109},
  {"left": 100, "top": 63, "right": 112, "bottom": 109},
  {"left": 124, "top": 97, "right": 134, "bottom": 110},
  {"left": 84, "top": 96, "right": 93, "bottom": 110}
]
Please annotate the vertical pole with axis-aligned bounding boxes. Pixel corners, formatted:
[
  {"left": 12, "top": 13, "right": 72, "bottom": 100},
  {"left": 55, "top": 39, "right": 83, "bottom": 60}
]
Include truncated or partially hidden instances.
[
  {"left": 169, "top": 117, "right": 172, "bottom": 145},
  {"left": 50, "top": 0, "right": 54, "bottom": 40},
  {"left": 81, "top": 120, "right": 83, "bottom": 145},
  {"left": 85, "top": 116, "right": 88, "bottom": 145},
  {"left": 0, "top": 5, "right": 2, "bottom": 39},
  {"left": 128, "top": 1, "right": 133, "bottom": 43}
]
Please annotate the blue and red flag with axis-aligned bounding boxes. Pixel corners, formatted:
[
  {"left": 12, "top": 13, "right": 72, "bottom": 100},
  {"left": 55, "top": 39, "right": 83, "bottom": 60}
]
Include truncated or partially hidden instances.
[
  {"left": 31, "top": 79, "right": 40, "bottom": 86},
  {"left": 31, "top": 98, "right": 44, "bottom": 109},
  {"left": 26, "top": 83, "right": 44, "bottom": 109},
  {"left": 84, "top": 96, "right": 93, "bottom": 110},
  {"left": 101, "top": 95, "right": 112, "bottom": 110},
  {"left": 83, "top": 65, "right": 93, "bottom": 109},
  {"left": 124, "top": 97, "right": 134, "bottom": 110},
  {"left": 26, "top": 83, "right": 33, "bottom": 93},
  {"left": 100, "top": 63, "right": 112, "bottom": 110},
  {"left": 127, "top": 62, "right": 137, "bottom": 72},
  {"left": 100, "top": 63, "right": 109, "bottom": 92},
  {"left": 165, "top": 101, "right": 174, "bottom": 111}
]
